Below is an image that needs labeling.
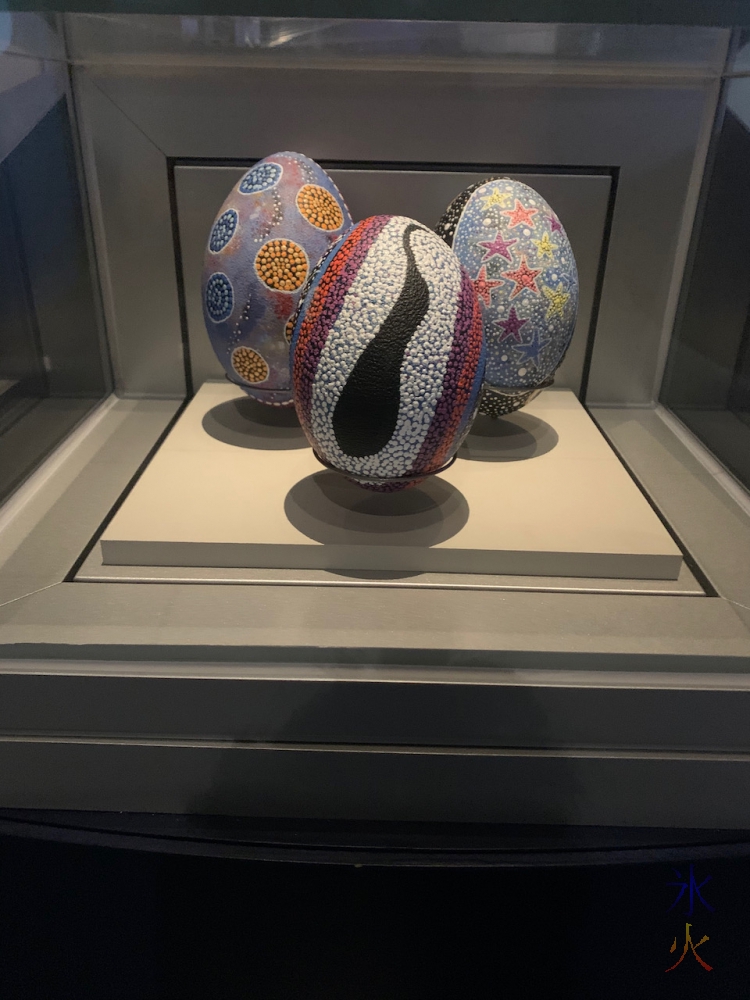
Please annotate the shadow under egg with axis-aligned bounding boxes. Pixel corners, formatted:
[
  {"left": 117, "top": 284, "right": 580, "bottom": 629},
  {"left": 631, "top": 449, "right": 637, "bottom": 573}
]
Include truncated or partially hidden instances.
[
  {"left": 460, "top": 411, "right": 559, "bottom": 462},
  {"left": 284, "top": 471, "right": 469, "bottom": 546},
  {"left": 202, "top": 395, "right": 308, "bottom": 450}
]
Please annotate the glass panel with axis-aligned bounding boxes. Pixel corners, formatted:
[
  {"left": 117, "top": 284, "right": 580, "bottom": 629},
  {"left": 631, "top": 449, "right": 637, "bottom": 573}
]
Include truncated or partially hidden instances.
[
  {"left": 661, "top": 75, "right": 750, "bottom": 489},
  {"left": 0, "top": 20, "right": 109, "bottom": 505},
  {"left": 65, "top": 14, "right": 727, "bottom": 76},
  {"left": 0, "top": 10, "right": 66, "bottom": 61},
  {"left": 728, "top": 27, "right": 750, "bottom": 73}
]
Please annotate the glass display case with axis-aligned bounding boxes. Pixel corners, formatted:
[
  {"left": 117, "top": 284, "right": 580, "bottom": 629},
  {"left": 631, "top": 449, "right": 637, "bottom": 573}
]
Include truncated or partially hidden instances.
[
  {"left": 662, "top": 30, "right": 750, "bottom": 491},
  {"left": 0, "top": 14, "right": 108, "bottom": 505},
  {"left": 1, "top": 9, "right": 750, "bottom": 839}
]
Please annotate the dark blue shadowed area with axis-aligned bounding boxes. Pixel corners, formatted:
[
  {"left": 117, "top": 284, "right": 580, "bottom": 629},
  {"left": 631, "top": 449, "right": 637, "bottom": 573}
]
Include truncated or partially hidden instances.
[
  {"left": 1, "top": 819, "right": 749, "bottom": 999},
  {"left": 0, "top": 98, "right": 108, "bottom": 505},
  {"left": 661, "top": 83, "right": 750, "bottom": 490}
]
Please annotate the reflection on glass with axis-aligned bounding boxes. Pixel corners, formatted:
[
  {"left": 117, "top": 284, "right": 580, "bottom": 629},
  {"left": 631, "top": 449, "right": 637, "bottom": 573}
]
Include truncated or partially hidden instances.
[
  {"left": 0, "top": 48, "right": 108, "bottom": 505},
  {"left": 661, "top": 76, "right": 750, "bottom": 489},
  {"left": 64, "top": 14, "right": 726, "bottom": 75}
]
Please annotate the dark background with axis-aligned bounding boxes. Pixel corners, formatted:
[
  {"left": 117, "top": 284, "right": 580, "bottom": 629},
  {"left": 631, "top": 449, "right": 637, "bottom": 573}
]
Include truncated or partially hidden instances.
[
  {"left": 4, "top": 1, "right": 750, "bottom": 28},
  {"left": 0, "top": 830, "right": 746, "bottom": 999}
]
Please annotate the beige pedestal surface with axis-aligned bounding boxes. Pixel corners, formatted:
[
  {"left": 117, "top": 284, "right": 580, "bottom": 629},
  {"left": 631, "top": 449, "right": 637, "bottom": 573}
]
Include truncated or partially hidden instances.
[{"left": 100, "top": 382, "right": 682, "bottom": 580}]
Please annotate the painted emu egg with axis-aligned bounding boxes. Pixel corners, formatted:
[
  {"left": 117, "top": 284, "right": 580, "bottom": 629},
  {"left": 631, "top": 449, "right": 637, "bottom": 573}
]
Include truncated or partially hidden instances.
[
  {"left": 436, "top": 178, "right": 578, "bottom": 417},
  {"left": 290, "top": 215, "right": 485, "bottom": 491},
  {"left": 202, "top": 152, "right": 352, "bottom": 406}
]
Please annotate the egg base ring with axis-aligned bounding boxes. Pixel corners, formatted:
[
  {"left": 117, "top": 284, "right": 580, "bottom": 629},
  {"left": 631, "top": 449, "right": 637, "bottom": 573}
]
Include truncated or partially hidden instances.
[
  {"left": 480, "top": 376, "right": 555, "bottom": 418},
  {"left": 224, "top": 373, "right": 295, "bottom": 407},
  {"left": 311, "top": 448, "right": 458, "bottom": 487}
]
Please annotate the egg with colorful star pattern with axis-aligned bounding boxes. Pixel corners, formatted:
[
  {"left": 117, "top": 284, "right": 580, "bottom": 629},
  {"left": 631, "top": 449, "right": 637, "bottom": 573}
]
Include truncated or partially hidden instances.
[
  {"left": 436, "top": 178, "right": 578, "bottom": 417},
  {"left": 202, "top": 152, "right": 353, "bottom": 406},
  {"left": 290, "top": 215, "right": 486, "bottom": 491}
]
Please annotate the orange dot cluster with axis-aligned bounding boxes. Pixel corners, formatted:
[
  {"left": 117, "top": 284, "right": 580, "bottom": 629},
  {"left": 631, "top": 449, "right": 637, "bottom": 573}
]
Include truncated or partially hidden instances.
[
  {"left": 231, "top": 346, "right": 269, "bottom": 384},
  {"left": 296, "top": 185, "right": 344, "bottom": 231},
  {"left": 285, "top": 316, "right": 296, "bottom": 343},
  {"left": 254, "top": 239, "right": 308, "bottom": 292}
]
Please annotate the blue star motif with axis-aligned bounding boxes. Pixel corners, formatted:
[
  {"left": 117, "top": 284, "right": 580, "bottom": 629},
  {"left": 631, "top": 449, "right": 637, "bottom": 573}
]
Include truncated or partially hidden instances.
[{"left": 511, "top": 326, "right": 551, "bottom": 367}]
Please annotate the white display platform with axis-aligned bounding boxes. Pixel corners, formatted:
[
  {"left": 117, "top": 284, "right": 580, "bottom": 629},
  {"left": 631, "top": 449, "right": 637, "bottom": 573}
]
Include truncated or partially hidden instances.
[{"left": 100, "top": 382, "right": 682, "bottom": 580}]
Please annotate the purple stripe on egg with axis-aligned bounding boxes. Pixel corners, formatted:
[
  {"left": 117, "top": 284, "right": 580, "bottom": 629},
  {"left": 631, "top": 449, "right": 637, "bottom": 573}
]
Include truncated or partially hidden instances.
[
  {"left": 295, "top": 215, "right": 391, "bottom": 426},
  {"left": 407, "top": 269, "right": 476, "bottom": 476}
]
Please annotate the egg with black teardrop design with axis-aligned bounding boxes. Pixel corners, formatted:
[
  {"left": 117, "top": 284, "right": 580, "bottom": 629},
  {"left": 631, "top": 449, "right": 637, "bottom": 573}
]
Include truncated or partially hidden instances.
[
  {"left": 289, "top": 215, "right": 486, "bottom": 491},
  {"left": 332, "top": 223, "right": 430, "bottom": 457}
]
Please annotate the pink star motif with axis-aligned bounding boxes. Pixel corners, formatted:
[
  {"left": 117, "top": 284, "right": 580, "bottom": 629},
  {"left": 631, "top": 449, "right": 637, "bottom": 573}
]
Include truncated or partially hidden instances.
[
  {"left": 472, "top": 265, "right": 503, "bottom": 307},
  {"left": 502, "top": 200, "right": 538, "bottom": 229},
  {"left": 502, "top": 256, "right": 541, "bottom": 299},
  {"left": 545, "top": 213, "right": 563, "bottom": 234},
  {"left": 495, "top": 306, "right": 528, "bottom": 344},
  {"left": 477, "top": 231, "right": 517, "bottom": 263}
]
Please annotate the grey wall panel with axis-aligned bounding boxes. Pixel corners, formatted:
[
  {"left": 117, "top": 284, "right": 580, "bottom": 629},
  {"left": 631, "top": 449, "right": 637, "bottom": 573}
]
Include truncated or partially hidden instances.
[
  {"left": 2, "top": 578, "right": 749, "bottom": 660},
  {"left": 0, "top": 398, "right": 179, "bottom": 608},
  {"left": 4, "top": 12, "right": 66, "bottom": 63},
  {"left": 73, "top": 75, "right": 185, "bottom": 398},
  {"left": 176, "top": 164, "right": 609, "bottom": 395},
  {"left": 83, "top": 65, "right": 718, "bottom": 404},
  {"left": 4, "top": 667, "right": 750, "bottom": 752},
  {"left": 62, "top": 17, "right": 728, "bottom": 72},
  {"left": 592, "top": 405, "right": 750, "bottom": 610},
  {"left": 4, "top": 739, "right": 750, "bottom": 828},
  {"left": 86, "top": 68, "right": 710, "bottom": 167}
]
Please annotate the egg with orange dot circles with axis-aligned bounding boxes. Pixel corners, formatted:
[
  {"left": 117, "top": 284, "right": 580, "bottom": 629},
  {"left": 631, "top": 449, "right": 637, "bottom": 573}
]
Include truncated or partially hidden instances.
[{"left": 202, "top": 152, "right": 353, "bottom": 406}]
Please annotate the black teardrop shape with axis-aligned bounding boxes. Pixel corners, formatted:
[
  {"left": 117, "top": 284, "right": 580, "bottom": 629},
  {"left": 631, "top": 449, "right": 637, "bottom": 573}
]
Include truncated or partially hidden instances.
[{"left": 332, "top": 223, "right": 430, "bottom": 458}]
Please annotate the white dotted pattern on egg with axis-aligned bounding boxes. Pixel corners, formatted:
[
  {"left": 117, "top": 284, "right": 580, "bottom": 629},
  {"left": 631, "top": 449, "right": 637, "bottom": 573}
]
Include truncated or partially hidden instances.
[{"left": 310, "top": 218, "right": 463, "bottom": 480}]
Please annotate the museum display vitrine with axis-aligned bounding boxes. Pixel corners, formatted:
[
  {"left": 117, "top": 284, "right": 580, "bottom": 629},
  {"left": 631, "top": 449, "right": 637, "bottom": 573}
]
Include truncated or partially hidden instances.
[{"left": 1, "top": 11, "right": 750, "bottom": 833}]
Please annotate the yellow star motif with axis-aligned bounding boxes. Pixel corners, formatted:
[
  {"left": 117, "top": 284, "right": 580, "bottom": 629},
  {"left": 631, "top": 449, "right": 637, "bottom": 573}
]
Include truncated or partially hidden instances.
[
  {"left": 480, "top": 188, "right": 512, "bottom": 210},
  {"left": 532, "top": 231, "right": 558, "bottom": 259},
  {"left": 542, "top": 282, "right": 570, "bottom": 319}
]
